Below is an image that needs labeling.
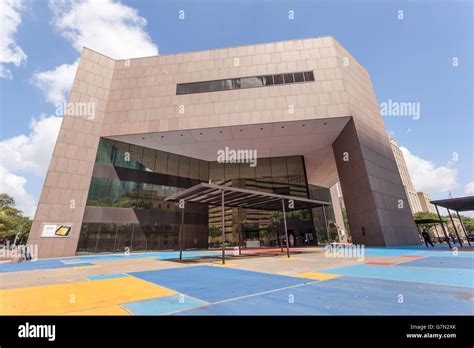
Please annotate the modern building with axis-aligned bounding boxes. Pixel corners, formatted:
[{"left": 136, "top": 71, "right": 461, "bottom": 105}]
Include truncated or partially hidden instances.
[
  {"left": 417, "top": 191, "right": 436, "bottom": 214},
  {"left": 28, "top": 36, "right": 420, "bottom": 258},
  {"left": 389, "top": 136, "right": 423, "bottom": 214}
]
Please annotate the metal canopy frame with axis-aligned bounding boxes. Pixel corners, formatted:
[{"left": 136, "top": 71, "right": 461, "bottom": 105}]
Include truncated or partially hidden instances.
[
  {"left": 165, "top": 183, "right": 331, "bottom": 264},
  {"left": 431, "top": 196, "right": 474, "bottom": 248}
]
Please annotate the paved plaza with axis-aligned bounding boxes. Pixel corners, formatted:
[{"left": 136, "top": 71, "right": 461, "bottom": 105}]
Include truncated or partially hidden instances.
[{"left": 0, "top": 245, "right": 472, "bottom": 315}]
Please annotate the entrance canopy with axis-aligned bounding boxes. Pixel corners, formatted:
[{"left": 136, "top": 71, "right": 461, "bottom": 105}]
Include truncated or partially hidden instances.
[
  {"left": 165, "top": 183, "right": 331, "bottom": 264},
  {"left": 430, "top": 195, "right": 473, "bottom": 248},
  {"left": 165, "top": 182, "right": 331, "bottom": 211},
  {"left": 430, "top": 196, "right": 474, "bottom": 212}
]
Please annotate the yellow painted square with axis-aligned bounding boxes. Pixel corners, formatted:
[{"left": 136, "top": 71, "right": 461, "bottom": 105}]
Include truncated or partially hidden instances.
[
  {"left": 296, "top": 272, "right": 341, "bottom": 281},
  {"left": 0, "top": 277, "right": 175, "bottom": 315}
]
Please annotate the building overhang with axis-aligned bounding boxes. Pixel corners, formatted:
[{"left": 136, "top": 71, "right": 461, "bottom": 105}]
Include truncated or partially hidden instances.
[{"left": 107, "top": 116, "right": 351, "bottom": 188}]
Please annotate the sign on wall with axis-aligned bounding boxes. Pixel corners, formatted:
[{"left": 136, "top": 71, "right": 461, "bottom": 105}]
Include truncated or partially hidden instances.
[{"left": 41, "top": 224, "right": 73, "bottom": 237}]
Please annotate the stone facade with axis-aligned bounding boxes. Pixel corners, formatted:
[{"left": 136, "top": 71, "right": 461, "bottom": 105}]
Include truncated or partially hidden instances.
[{"left": 28, "top": 36, "right": 420, "bottom": 258}]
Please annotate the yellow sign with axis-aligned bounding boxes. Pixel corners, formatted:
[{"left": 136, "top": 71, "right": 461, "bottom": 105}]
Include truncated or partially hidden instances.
[{"left": 55, "top": 225, "right": 71, "bottom": 236}]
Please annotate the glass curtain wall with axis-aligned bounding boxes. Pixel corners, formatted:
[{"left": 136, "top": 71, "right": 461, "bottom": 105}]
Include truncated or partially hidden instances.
[
  {"left": 78, "top": 138, "right": 320, "bottom": 254},
  {"left": 77, "top": 138, "right": 209, "bottom": 254},
  {"left": 208, "top": 156, "right": 316, "bottom": 248}
]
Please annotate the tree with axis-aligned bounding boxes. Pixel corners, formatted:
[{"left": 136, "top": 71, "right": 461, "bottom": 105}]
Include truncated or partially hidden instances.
[
  {"left": 459, "top": 215, "right": 474, "bottom": 232},
  {"left": 413, "top": 211, "right": 444, "bottom": 221},
  {"left": 0, "top": 194, "right": 32, "bottom": 244}
]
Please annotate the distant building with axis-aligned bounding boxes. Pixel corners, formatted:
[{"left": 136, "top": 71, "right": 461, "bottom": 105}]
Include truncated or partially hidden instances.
[
  {"left": 389, "top": 137, "right": 423, "bottom": 214},
  {"left": 417, "top": 192, "right": 436, "bottom": 214}
]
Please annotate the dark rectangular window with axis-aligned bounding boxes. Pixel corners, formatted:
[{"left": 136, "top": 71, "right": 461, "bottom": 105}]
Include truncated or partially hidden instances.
[
  {"left": 283, "top": 73, "right": 294, "bottom": 84},
  {"left": 273, "top": 74, "right": 284, "bottom": 85},
  {"left": 304, "top": 71, "right": 315, "bottom": 81},
  {"left": 294, "top": 72, "right": 304, "bottom": 83},
  {"left": 176, "top": 71, "right": 315, "bottom": 95}
]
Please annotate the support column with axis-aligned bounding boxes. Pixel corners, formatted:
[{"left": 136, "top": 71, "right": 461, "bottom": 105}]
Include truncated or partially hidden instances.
[
  {"left": 221, "top": 190, "right": 225, "bottom": 264},
  {"left": 447, "top": 209, "right": 463, "bottom": 247},
  {"left": 435, "top": 204, "right": 451, "bottom": 249},
  {"left": 282, "top": 199, "right": 290, "bottom": 258},
  {"left": 238, "top": 209, "right": 242, "bottom": 255},
  {"left": 456, "top": 211, "right": 471, "bottom": 246},
  {"left": 179, "top": 203, "right": 184, "bottom": 260}
]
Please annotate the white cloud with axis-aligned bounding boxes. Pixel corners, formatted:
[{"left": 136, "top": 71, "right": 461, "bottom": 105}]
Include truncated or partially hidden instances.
[
  {"left": 400, "top": 147, "right": 458, "bottom": 194},
  {"left": 0, "top": 115, "right": 62, "bottom": 217},
  {"left": 0, "top": 166, "right": 36, "bottom": 217},
  {"left": 31, "top": 61, "right": 78, "bottom": 105},
  {"left": 465, "top": 182, "right": 474, "bottom": 196},
  {"left": 32, "top": 0, "right": 158, "bottom": 104},
  {"left": 0, "top": 0, "right": 27, "bottom": 79},
  {"left": 0, "top": 115, "right": 62, "bottom": 177},
  {"left": 49, "top": 0, "right": 158, "bottom": 59}
]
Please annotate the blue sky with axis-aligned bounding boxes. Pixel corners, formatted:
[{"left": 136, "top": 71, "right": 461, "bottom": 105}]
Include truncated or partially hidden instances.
[{"left": 0, "top": 0, "right": 472, "bottom": 217}]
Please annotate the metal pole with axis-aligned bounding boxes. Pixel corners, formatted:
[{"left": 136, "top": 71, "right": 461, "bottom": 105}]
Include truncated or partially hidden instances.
[
  {"left": 435, "top": 204, "right": 451, "bottom": 248},
  {"left": 276, "top": 211, "right": 283, "bottom": 252},
  {"left": 322, "top": 205, "right": 330, "bottom": 243},
  {"left": 447, "top": 209, "right": 463, "bottom": 247},
  {"left": 277, "top": 226, "right": 283, "bottom": 252},
  {"left": 282, "top": 199, "right": 290, "bottom": 258},
  {"left": 221, "top": 190, "right": 225, "bottom": 264},
  {"left": 179, "top": 205, "right": 184, "bottom": 260},
  {"left": 238, "top": 209, "right": 242, "bottom": 255},
  {"left": 456, "top": 210, "right": 471, "bottom": 246}
]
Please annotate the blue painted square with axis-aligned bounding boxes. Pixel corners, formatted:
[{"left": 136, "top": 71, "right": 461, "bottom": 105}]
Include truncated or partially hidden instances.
[
  {"left": 129, "top": 266, "right": 308, "bottom": 302},
  {"left": 398, "top": 256, "right": 474, "bottom": 270},
  {"left": 124, "top": 294, "right": 208, "bottom": 315},
  {"left": 322, "top": 264, "right": 474, "bottom": 287},
  {"left": 178, "top": 276, "right": 473, "bottom": 316},
  {"left": 0, "top": 260, "right": 96, "bottom": 273}
]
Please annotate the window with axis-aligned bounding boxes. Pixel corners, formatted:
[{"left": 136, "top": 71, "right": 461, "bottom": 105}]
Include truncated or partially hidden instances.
[
  {"left": 283, "top": 74, "right": 294, "bottom": 84},
  {"left": 273, "top": 74, "right": 284, "bottom": 85},
  {"left": 176, "top": 71, "right": 315, "bottom": 94},
  {"left": 304, "top": 71, "right": 315, "bottom": 81},
  {"left": 241, "top": 76, "right": 264, "bottom": 88},
  {"left": 263, "top": 75, "right": 274, "bottom": 85},
  {"left": 294, "top": 72, "right": 304, "bottom": 83}
]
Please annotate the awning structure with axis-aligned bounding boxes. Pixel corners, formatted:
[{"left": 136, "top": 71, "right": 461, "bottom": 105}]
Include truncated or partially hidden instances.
[
  {"left": 165, "top": 183, "right": 331, "bottom": 264},
  {"left": 430, "top": 196, "right": 474, "bottom": 248},
  {"left": 431, "top": 196, "right": 474, "bottom": 212}
]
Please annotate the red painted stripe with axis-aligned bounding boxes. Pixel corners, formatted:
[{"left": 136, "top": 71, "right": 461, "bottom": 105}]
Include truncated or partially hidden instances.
[{"left": 365, "top": 261, "right": 395, "bottom": 266}]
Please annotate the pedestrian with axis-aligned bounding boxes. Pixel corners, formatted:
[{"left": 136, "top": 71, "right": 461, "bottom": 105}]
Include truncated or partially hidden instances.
[{"left": 421, "top": 230, "right": 434, "bottom": 247}]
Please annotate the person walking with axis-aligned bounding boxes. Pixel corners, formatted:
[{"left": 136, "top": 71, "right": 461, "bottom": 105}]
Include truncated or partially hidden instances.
[{"left": 421, "top": 229, "right": 434, "bottom": 247}]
